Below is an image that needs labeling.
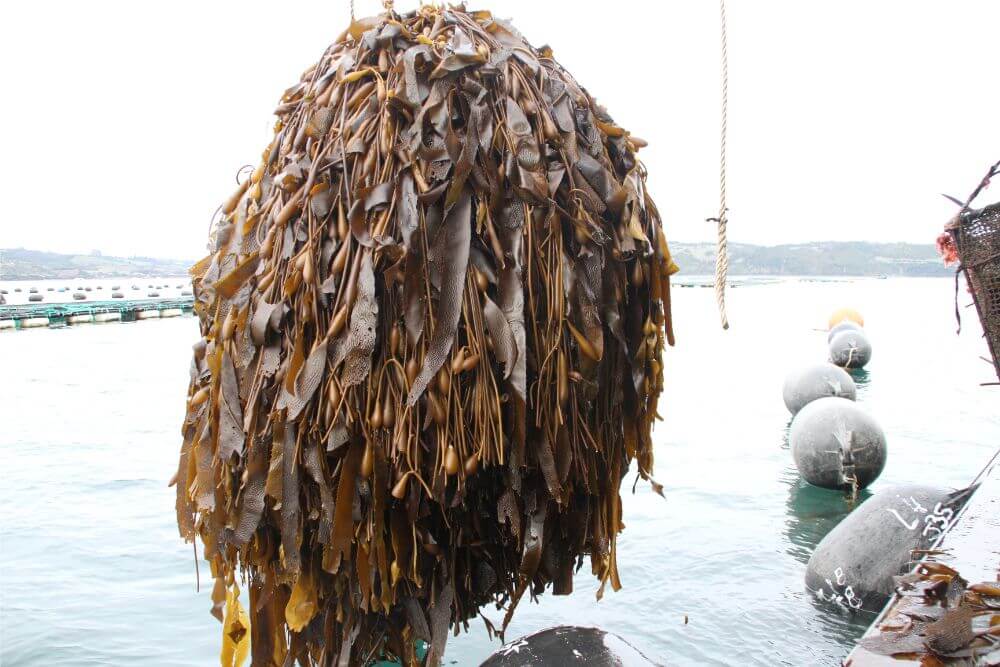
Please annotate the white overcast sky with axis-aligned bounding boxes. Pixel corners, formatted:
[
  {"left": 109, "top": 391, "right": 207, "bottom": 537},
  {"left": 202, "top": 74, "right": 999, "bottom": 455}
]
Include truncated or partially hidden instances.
[{"left": 1, "top": 1, "right": 997, "bottom": 259}]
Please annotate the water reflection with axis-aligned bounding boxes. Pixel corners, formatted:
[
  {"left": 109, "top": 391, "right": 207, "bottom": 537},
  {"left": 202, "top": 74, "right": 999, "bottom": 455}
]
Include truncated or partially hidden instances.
[
  {"left": 848, "top": 367, "right": 871, "bottom": 390},
  {"left": 782, "top": 467, "right": 871, "bottom": 565}
]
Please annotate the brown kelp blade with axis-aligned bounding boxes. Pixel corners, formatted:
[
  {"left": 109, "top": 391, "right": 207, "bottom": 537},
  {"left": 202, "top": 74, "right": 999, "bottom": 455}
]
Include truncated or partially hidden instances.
[{"left": 175, "top": 5, "right": 677, "bottom": 665}]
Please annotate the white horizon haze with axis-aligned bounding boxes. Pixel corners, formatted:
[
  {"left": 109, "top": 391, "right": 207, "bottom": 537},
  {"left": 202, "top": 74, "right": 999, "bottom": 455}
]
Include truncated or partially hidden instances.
[{"left": 1, "top": 1, "right": 997, "bottom": 260}]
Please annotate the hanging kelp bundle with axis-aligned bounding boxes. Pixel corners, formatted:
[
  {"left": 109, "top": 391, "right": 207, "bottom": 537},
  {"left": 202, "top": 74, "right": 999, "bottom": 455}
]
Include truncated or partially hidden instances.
[{"left": 174, "top": 4, "right": 678, "bottom": 665}]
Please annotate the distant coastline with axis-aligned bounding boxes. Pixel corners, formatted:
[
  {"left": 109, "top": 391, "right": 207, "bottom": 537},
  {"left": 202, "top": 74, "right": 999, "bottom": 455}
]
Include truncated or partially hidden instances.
[
  {"left": 0, "top": 241, "right": 949, "bottom": 281},
  {"left": 0, "top": 248, "right": 195, "bottom": 281},
  {"left": 671, "top": 241, "right": 949, "bottom": 277}
]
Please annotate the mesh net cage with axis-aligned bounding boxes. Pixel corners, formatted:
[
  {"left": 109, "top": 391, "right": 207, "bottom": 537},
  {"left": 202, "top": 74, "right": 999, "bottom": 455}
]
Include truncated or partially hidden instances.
[{"left": 956, "top": 201, "right": 1000, "bottom": 380}]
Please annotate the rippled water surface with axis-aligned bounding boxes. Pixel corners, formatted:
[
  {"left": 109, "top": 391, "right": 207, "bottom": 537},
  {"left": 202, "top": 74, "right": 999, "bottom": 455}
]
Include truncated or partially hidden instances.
[{"left": 2, "top": 277, "right": 997, "bottom": 665}]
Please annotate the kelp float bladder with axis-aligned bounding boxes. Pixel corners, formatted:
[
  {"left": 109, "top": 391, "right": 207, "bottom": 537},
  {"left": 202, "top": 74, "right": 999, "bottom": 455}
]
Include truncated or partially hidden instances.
[{"left": 174, "top": 4, "right": 677, "bottom": 665}]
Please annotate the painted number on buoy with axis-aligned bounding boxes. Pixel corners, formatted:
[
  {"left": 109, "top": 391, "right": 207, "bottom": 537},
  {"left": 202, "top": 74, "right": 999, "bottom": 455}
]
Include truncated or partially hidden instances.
[
  {"left": 818, "top": 567, "right": 862, "bottom": 610},
  {"left": 921, "top": 503, "right": 954, "bottom": 540},
  {"left": 884, "top": 496, "right": 953, "bottom": 540}
]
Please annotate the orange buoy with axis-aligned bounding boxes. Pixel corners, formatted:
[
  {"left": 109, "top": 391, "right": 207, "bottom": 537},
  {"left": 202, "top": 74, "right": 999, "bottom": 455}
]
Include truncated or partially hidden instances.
[{"left": 828, "top": 308, "right": 864, "bottom": 329}]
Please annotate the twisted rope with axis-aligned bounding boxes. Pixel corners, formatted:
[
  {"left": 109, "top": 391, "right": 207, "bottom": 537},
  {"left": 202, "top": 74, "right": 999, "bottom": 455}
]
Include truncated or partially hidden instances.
[{"left": 714, "top": 0, "right": 730, "bottom": 330}]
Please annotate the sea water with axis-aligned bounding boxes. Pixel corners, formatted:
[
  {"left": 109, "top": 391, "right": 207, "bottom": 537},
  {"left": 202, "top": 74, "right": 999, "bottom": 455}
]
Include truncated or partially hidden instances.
[{"left": 1, "top": 277, "right": 996, "bottom": 666}]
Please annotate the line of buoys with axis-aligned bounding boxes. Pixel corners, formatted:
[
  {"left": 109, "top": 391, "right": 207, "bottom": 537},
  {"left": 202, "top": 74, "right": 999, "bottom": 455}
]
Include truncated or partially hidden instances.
[
  {"left": 785, "top": 308, "right": 886, "bottom": 492},
  {"left": 782, "top": 307, "right": 965, "bottom": 617}
]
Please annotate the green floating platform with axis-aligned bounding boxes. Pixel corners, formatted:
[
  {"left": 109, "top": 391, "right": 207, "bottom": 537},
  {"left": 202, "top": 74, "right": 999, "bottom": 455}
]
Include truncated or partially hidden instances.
[{"left": 0, "top": 296, "right": 195, "bottom": 329}]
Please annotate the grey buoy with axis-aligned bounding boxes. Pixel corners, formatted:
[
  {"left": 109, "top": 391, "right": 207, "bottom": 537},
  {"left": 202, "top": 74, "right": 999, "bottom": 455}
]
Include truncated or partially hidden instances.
[
  {"left": 827, "top": 320, "right": 863, "bottom": 342},
  {"left": 84, "top": 287, "right": 92, "bottom": 292},
  {"left": 111, "top": 285, "right": 120, "bottom": 290},
  {"left": 14, "top": 288, "right": 21, "bottom": 293},
  {"left": 148, "top": 291, "right": 160, "bottom": 297},
  {"left": 46, "top": 287, "right": 54, "bottom": 291},
  {"left": 96, "top": 286, "right": 103, "bottom": 290},
  {"left": 790, "top": 397, "right": 886, "bottom": 490},
  {"left": 0, "top": 289, "right": 7, "bottom": 294},
  {"left": 829, "top": 330, "right": 872, "bottom": 369},
  {"left": 181, "top": 289, "right": 193, "bottom": 296},
  {"left": 28, "top": 294, "right": 43, "bottom": 302},
  {"left": 806, "top": 484, "right": 970, "bottom": 611},
  {"left": 481, "top": 627, "right": 657, "bottom": 666},
  {"left": 73, "top": 292, "right": 86, "bottom": 300},
  {"left": 29, "top": 287, "right": 38, "bottom": 293},
  {"left": 131, "top": 285, "right": 139, "bottom": 290},
  {"left": 112, "top": 291, "right": 124, "bottom": 299},
  {"left": 782, "top": 363, "right": 856, "bottom": 415}
]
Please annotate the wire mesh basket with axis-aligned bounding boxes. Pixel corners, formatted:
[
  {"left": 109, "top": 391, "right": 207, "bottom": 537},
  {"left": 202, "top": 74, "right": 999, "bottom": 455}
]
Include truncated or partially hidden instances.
[{"left": 956, "top": 201, "right": 1000, "bottom": 380}]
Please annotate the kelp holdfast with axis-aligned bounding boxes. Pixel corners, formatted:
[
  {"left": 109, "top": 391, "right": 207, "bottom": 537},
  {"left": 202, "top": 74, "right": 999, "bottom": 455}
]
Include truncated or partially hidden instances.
[
  {"left": 954, "top": 200, "right": 1000, "bottom": 380},
  {"left": 174, "top": 4, "right": 678, "bottom": 666}
]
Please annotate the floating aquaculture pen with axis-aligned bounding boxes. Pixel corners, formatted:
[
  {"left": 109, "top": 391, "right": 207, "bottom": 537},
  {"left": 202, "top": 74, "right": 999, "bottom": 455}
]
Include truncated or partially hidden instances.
[{"left": 0, "top": 296, "right": 194, "bottom": 329}]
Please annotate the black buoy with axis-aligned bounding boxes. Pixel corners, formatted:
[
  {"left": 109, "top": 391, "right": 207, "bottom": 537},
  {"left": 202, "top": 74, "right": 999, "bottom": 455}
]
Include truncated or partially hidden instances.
[
  {"left": 782, "top": 363, "right": 857, "bottom": 415},
  {"left": 0, "top": 289, "right": 7, "bottom": 294},
  {"left": 481, "top": 626, "right": 657, "bottom": 666},
  {"left": 827, "top": 320, "right": 863, "bottom": 343},
  {"left": 28, "top": 294, "right": 43, "bottom": 302},
  {"left": 790, "top": 397, "right": 886, "bottom": 490},
  {"left": 112, "top": 291, "right": 124, "bottom": 299},
  {"left": 806, "top": 484, "right": 970, "bottom": 611},
  {"left": 829, "top": 330, "right": 872, "bottom": 369},
  {"left": 73, "top": 292, "right": 86, "bottom": 300}
]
